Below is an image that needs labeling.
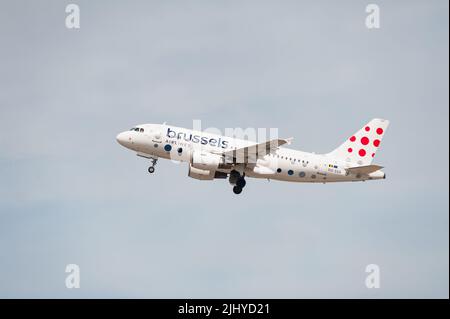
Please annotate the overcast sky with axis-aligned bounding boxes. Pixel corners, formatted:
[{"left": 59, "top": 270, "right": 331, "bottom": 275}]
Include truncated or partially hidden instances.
[{"left": 0, "top": 0, "right": 448, "bottom": 298}]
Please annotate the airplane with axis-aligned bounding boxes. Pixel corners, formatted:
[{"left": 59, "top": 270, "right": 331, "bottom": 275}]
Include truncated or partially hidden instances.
[{"left": 116, "top": 119, "right": 389, "bottom": 194}]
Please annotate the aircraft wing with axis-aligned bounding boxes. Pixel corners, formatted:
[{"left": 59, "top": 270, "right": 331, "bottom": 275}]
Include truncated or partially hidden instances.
[
  {"left": 216, "top": 138, "right": 293, "bottom": 163},
  {"left": 347, "top": 165, "right": 383, "bottom": 175}
]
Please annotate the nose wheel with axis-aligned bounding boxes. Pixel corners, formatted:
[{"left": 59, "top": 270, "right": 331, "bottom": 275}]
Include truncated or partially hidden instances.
[{"left": 147, "top": 158, "right": 158, "bottom": 174}]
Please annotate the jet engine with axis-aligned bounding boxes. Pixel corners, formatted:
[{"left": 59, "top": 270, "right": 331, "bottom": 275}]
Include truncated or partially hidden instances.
[
  {"left": 191, "top": 151, "right": 222, "bottom": 170},
  {"left": 188, "top": 164, "right": 214, "bottom": 180}
]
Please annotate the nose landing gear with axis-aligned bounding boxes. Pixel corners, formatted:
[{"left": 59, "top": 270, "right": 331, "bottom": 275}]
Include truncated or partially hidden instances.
[{"left": 148, "top": 157, "right": 158, "bottom": 174}]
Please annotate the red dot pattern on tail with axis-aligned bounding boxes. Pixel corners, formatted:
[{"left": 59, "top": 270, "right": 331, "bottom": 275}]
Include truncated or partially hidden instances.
[
  {"left": 376, "top": 128, "right": 384, "bottom": 135},
  {"left": 359, "top": 149, "right": 366, "bottom": 157},
  {"left": 361, "top": 137, "right": 369, "bottom": 145}
]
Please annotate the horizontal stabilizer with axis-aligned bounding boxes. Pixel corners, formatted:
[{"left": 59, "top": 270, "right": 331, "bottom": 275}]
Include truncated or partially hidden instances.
[{"left": 347, "top": 165, "right": 383, "bottom": 175}]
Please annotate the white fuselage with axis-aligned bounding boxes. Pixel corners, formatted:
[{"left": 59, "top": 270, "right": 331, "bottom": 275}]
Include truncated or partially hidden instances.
[{"left": 116, "top": 124, "right": 386, "bottom": 183}]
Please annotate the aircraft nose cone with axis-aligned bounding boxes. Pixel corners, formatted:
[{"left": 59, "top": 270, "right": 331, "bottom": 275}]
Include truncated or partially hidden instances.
[{"left": 116, "top": 132, "right": 127, "bottom": 146}]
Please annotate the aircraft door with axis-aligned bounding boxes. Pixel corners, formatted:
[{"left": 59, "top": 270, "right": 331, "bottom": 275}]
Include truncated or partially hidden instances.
[{"left": 150, "top": 130, "right": 163, "bottom": 144}]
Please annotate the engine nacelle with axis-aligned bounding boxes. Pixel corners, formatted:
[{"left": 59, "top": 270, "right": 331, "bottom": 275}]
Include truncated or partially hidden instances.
[
  {"left": 191, "top": 151, "right": 222, "bottom": 170},
  {"left": 188, "top": 164, "right": 214, "bottom": 180}
]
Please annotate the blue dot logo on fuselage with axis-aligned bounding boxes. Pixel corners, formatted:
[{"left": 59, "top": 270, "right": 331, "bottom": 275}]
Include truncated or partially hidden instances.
[{"left": 164, "top": 144, "right": 172, "bottom": 152}]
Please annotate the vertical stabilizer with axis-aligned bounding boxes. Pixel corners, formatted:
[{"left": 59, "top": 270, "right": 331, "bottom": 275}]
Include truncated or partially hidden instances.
[{"left": 326, "top": 119, "right": 389, "bottom": 166}]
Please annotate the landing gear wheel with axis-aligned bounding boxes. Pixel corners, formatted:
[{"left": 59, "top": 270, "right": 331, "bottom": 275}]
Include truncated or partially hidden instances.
[
  {"left": 147, "top": 158, "right": 158, "bottom": 174},
  {"left": 229, "top": 170, "right": 241, "bottom": 185},
  {"left": 233, "top": 186, "right": 243, "bottom": 194},
  {"left": 230, "top": 170, "right": 240, "bottom": 179},
  {"left": 236, "top": 177, "right": 246, "bottom": 188}
]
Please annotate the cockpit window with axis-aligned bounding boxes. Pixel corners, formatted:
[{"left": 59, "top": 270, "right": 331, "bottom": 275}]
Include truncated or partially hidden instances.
[{"left": 140, "top": 128, "right": 144, "bottom": 133}]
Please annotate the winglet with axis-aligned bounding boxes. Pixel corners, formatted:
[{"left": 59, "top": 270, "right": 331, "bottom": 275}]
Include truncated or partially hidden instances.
[{"left": 284, "top": 137, "right": 294, "bottom": 145}]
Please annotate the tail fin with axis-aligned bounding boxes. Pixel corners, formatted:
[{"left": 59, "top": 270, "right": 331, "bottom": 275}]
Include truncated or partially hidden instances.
[{"left": 326, "top": 118, "right": 389, "bottom": 166}]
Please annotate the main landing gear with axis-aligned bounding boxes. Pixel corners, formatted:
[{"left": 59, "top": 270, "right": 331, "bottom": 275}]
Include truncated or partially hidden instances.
[
  {"left": 148, "top": 157, "right": 158, "bottom": 174},
  {"left": 229, "top": 170, "right": 246, "bottom": 194}
]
